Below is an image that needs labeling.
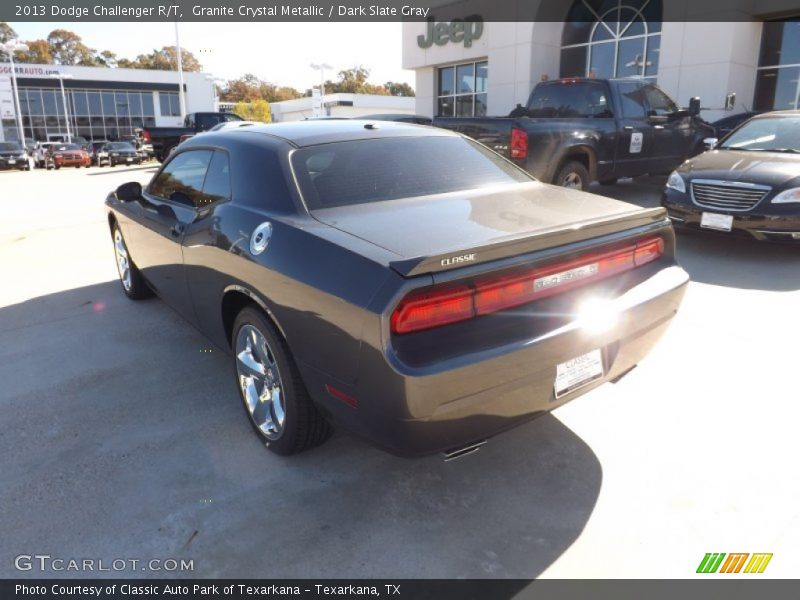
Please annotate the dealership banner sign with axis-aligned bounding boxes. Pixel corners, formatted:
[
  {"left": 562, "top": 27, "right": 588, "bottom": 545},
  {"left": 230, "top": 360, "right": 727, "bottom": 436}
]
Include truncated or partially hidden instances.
[{"left": 1, "top": 0, "right": 787, "bottom": 22}]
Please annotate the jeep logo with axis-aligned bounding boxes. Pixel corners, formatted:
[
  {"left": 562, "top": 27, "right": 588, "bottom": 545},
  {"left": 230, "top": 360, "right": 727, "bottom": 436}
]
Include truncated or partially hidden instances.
[
  {"left": 441, "top": 253, "right": 476, "bottom": 267},
  {"left": 417, "top": 16, "right": 484, "bottom": 49}
]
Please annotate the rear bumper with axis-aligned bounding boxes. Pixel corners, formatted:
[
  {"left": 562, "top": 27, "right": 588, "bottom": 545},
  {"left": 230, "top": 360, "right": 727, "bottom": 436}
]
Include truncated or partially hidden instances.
[
  {"left": 662, "top": 192, "right": 800, "bottom": 242},
  {"left": 303, "top": 265, "right": 688, "bottom": 456}
]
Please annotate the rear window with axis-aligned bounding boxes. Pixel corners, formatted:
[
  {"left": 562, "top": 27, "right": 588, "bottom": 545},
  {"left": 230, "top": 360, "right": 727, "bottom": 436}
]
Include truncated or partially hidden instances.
[
  {"left": 525, "top": 81, "right": 612, "bottom": 118},
  {"left": 291, "top": 136, "right": 532, "bottom": 209}
]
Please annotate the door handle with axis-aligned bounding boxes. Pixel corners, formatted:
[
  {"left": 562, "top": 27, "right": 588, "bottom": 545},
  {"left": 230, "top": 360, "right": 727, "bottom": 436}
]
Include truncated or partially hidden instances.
[
  {"left": 170, "top": 223, "right": 185, "bottom": 237},
  {"left": 623, "top": 126, "right": 634, "bottom": 131}
]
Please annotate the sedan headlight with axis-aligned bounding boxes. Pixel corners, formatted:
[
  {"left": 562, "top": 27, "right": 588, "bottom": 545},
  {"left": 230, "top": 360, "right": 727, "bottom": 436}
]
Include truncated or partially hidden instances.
[
  {"left": 771, "top": 187, "right": 800, "bottom": 204},
  {"left": 666, "top": 171, "right": 686, "bottom": 194}
]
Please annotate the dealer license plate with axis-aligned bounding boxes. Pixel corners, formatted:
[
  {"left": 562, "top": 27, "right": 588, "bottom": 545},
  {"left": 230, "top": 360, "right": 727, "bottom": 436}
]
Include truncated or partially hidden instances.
[
  {"left": 700, "top": 212, "right": 733, "bottom": 232},
  {"left": 7, "top": 159, "right": 15, "bottom": 164},
  {"left": 126, "top": 157, "right": 133, "bottom": 162},
  {"left": 554, "top": 349, "right": 604, "bottom": 399}
]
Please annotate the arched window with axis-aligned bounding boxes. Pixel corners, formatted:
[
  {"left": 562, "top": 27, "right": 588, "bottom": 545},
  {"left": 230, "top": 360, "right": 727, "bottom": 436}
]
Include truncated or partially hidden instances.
[{"left": 561, "top": 0, "right": 662, "bottom": 80}]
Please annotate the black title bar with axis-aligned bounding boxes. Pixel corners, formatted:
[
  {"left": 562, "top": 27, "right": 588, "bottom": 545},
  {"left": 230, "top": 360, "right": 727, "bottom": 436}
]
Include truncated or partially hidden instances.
[{"left": 3, "top": 0, "right": 800, "bottom": 22}]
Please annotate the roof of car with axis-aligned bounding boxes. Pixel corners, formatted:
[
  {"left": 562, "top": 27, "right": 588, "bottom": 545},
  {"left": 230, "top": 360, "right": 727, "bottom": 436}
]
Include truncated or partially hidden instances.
[
  {"left": 211, "top": 119, "right": 456, "bottom": 148},
  {"left": 753, "top": 110, "right": 800, "bottom": 118}
]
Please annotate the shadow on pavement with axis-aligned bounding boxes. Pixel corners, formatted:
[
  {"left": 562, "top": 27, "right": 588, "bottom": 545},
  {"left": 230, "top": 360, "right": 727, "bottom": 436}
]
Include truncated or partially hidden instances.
[
  {"left": 591, "top": 177, "right": 800, "bottom": 292},
  {"left": 0, "top": 281, "right": 602, "bottom": 578}
]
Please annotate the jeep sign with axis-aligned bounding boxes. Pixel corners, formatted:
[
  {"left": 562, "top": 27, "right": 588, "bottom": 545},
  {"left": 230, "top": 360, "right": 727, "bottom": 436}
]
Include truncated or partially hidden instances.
[{"left": 417, "top": 16, "right": 484, "bottom": 49}]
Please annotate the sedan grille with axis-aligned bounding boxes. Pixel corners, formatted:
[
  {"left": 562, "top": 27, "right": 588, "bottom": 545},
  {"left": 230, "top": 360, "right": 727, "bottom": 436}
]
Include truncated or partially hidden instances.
[{"left": 691, "top": 180, "right": 770, "bottom": 212}]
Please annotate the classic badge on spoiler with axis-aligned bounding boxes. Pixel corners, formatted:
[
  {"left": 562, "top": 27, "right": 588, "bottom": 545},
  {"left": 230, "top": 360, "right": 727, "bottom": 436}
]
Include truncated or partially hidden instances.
[
  {"left": 441, "top": 253, "right": 476, "bottom": 267},
  {"left": 534, "top": 263, "right": 599, "bottom": 291}
]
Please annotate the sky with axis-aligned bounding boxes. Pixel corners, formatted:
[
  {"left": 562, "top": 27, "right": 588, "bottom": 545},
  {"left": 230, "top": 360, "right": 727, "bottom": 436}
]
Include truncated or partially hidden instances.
[{"left": 6, "top": 22, "right": 416, "bottom": 91}]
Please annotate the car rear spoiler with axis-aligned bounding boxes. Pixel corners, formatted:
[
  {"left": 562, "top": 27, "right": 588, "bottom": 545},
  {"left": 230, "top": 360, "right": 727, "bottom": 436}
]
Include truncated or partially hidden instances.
[{"left": 388, "top": 207, "right": 669, "bottom": 277}]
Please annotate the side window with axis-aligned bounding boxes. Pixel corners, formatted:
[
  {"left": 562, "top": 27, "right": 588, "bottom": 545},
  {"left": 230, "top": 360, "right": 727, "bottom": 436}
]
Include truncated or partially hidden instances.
[
  {"left": 148, "top": 150, "right": 213, "bottom": 207},
  {"left": 643, "top": 85, "right": 679, "bottom": 116},
  {"left": 616, "top": 82, "right": 648, "bottom": 119},
  {"left": 526, "top": 83, "right": 611, "bottom": 118},
  {"left": 198, "top": 151, "right": 232, "bottom": 207}
]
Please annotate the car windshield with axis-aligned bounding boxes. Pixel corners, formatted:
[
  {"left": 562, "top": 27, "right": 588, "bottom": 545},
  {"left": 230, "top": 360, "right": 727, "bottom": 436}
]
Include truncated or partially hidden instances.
[
  {"left": 720, "top": 116, "right": 800, "bottom": 152},
  {"left": 108, "top": 142, "right": 135, "bottom": 150},
  {"left": 54, "top": 144, "right": 81, "bottom": 151},
  {"left": 0, "top": 142, "right": 22, "bottom": 152},
  {"left": 292, "top": 136, "right": 533, "bottom": 209}
]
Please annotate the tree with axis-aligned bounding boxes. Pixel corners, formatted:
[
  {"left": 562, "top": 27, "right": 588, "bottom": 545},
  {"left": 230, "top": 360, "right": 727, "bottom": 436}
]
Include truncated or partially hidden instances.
[
  {"left": 47, "top": 29, "right": 97, "bottom": 66},
  {"left": 13, "top": 39, "right": 52, "bottom": 64},
  {"left": 232, "top": 99, "right": 271, "bottom": 123},
  {"left": 221, "top": 74, "right": 302, "bottom": 103},
  {"left": 384, "top": 81, "right": 415, "bottom": 97},
  {"left": 0, "top": 22, "right": 16, "bottom": 44},
  {"left": 324, "top": 67, "right": 389, "bottom": 95},
  {"left": 95, "top": 50, "right": 118, "bottom": 68},
  {"left": 126, "top": 46, "right": 202, "bottom": 72}
]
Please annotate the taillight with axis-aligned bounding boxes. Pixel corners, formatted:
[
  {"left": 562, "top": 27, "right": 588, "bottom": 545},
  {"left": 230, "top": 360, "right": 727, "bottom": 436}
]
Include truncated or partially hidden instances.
[
  {"left": 510, "top": 127, "right": 528, "bottom": 159},
  {"left": 142, "top": 130, "right": 151, "bottom": 142},
  {"left": 390, "top": 237, "right": 663, "bottom": 335},
  {"left": 633, "top": 237, "right": 664, "bottom": 266},
  {"left": 391, "top": 284, "right": 474, "bottom": 334}
]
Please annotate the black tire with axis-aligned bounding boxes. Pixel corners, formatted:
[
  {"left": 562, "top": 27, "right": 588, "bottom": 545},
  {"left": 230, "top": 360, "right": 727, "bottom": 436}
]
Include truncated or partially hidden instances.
[
  {"left": 54, "top": 164, "right": 61, "bottom": 170},
  {"left": 598, "top": 177, "right": 618, "bottom": 186},
  {"left": 232, "top": 307, "right": 332, "bottom": 455},
  {"left": 112, "top": 224, "right": 152, "bottom": 300},
  {"left": 554, "top": 160, "right": 590, "bottom": 191}
]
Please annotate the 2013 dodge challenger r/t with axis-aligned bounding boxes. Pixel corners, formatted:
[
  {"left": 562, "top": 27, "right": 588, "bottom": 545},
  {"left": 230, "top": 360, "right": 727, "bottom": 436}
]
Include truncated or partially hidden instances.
[{"left": 106, "top": 120, "right": 688, "bottom": 457}]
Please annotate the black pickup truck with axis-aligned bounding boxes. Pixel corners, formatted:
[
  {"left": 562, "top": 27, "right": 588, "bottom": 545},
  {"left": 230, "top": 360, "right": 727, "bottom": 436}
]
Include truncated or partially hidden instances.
[
  {"left": 434, "top": 78, "right": 715, "bottom": 191},
  {"left": 143, "top": 112, "right": 243, "bottom": 161}
]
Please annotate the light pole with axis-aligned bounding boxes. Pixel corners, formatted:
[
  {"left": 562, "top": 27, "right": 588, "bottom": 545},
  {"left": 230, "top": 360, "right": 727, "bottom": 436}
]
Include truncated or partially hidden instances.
[
  {"left": 174, "top": 22, "right": 187, "bottom": 120},
  {"left": 310, "top": 63, "right": 332, "bottom": 115},
  {"left": 0, "top": 41, "right": 29, "bottom": 144},
  {"left": 50, "top": 73, "right": 74, "bottom": 143}
]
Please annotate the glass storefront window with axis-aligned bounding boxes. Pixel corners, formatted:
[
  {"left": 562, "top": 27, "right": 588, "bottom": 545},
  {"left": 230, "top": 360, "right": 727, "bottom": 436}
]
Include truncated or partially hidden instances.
[
  {"left": 142, "top": 93, "right": 155, "bottom": 116},
  {"left": 14, "top": 86, "right": 176, "bottom": 141},
  {"left": 561, "top": 0, "right": 662, "bottom": 80},
  {"left": 437, "top": 60, "right": 488, "bottom": 117},
  {"left": 755, "top": 20, "right": 800, "bottom": 111}
]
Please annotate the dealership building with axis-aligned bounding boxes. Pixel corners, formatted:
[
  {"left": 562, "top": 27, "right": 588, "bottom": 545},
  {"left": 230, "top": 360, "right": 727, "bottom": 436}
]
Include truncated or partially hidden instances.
[
  {"left": 402, "top": 0, "right": 800, "bottom": 121},
  {"left": 0, "top": 62, "right": 215, "bottom": 143}
]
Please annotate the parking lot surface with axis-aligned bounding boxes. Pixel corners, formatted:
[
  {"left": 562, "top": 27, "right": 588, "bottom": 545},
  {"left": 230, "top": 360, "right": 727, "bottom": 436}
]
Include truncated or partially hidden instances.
[{"left": 1, "top": 167, "right": 798, "bottom": 578}]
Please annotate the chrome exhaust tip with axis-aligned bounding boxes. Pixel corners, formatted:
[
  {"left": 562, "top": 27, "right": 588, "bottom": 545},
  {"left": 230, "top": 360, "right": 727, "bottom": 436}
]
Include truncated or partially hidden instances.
[{"left": 442, "top": 440, "right": 486, "bottom": 462}]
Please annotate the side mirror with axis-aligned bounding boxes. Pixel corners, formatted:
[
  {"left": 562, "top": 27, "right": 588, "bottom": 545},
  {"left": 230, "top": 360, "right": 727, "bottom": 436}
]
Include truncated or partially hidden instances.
[
  {"left": 703, "top": 137, "right": 718, "bottom": 150},
  {"left": 724, "top": 92, "right": 736, "bottom": 111},
  {"left": 688, "top": 97, "right": 701, "bottom": 117},
  {"left": 116, "top": 181, "right": 142, "bottom": 202}
]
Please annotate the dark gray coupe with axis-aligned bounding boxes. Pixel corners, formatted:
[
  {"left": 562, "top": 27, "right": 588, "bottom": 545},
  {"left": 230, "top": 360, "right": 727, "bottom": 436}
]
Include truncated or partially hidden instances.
[{"left": 106, "top": 120, "right": 688, "bottom": 457}]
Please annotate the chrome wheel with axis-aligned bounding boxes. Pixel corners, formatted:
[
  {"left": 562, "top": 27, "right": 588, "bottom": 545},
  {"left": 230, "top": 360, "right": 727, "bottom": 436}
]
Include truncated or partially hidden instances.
[
  {"left": 113, "top": 229, "right": 132, "bottom": 291},
  {"left": 562, "top": 172, "right": 583, "bottom": 189},
  {"left": 235, "top": 324, "right": 285, "bottom": 439}
]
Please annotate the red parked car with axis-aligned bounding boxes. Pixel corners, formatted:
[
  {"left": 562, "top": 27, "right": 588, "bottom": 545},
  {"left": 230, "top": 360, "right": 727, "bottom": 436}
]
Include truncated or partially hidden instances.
[{"left": 47, "top": 143, "right": 91, "bottom": 170}]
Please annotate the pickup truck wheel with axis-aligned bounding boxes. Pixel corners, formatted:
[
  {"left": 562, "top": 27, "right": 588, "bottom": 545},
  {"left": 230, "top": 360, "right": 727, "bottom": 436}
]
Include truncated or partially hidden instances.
[
  {"left": 556, "top": 161, "right": 590, "bottom": 191},
  {"left": 598, "top": 178, "right": 618, "bottom": 186},
  {"left": 233, "top": 307, "right": 332, "bottom": 456},
  {"left": 112, "top": 226, "right": 152, "bottom": 300}
]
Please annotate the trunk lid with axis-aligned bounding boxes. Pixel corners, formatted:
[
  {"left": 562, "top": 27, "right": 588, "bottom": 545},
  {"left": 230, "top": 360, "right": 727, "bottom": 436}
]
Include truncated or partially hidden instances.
[{"left": 311, "top": 181, "right": 667, "bottom": 277}]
